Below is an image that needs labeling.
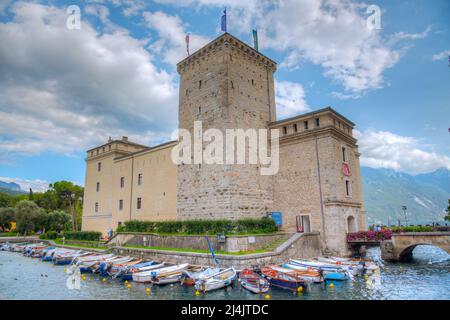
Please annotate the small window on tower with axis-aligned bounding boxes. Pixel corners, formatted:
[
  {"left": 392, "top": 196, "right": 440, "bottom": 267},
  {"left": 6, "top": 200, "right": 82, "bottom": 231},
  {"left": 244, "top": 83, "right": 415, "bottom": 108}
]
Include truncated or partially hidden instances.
[
  {"left": 199, "top": 80, "right": 202, "bottom": 89},
  {"left": 293, "top": 123, "right": 298, "bottom": 133},
  {"left": 95, "top": 202, "right": 99, "bottom": 213},
  {"left": 119, "top": 199, "right": 123, "bottom": 211},
  {"left": 231, "top": 80, "right": 234, "bottom": 89},
  {"left": 342, "top": 147, "right": 347, "bottom": 162},
  {"left": 316, "top": 118, "right": 320, "bottom": 127},
  {"left": 97, "top": 162, "right": 101, "bottom": 172},
  {"left": 345, "top": 180, "right": 351, "bottom": 197},
  {"left": 198, "top": 106, "right": 201, "bottom": 114},
  {"left": 138, "top": 173, "right": 143, "bottom": 185},
  {"left": 283, "top": 126, "right": 287, "bottom": 135},
  {"left": 96, "top": 182, "right": 100, "bottom": 192},
  {"left": 304, "top": 121, "right": 309, "bottom": 130},
  {"left": 120, "top": 177, "right": 124, "bottom": 188}
]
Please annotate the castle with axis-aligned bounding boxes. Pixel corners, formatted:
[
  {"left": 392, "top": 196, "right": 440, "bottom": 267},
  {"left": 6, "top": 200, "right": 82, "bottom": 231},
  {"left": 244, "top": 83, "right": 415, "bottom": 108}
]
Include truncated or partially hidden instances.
[{"left": 82, "top": 33, "right": 366, "bottom": 255}]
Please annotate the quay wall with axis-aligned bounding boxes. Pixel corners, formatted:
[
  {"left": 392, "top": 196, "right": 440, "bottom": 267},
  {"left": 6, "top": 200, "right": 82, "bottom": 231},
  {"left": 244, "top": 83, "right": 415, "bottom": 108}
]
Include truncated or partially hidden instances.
[
  {"left": 108, "top": 232, "right": 291, "bottom": 253},
  {"left": 111, "top": 232, "right": 321, "bottom": 269}
]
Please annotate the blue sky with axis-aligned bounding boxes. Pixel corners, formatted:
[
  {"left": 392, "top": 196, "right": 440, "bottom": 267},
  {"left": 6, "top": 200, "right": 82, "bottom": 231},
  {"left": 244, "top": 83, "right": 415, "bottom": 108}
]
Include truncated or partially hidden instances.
[{"left": 0, "top": 0, "right": 449, "bottom": 191}]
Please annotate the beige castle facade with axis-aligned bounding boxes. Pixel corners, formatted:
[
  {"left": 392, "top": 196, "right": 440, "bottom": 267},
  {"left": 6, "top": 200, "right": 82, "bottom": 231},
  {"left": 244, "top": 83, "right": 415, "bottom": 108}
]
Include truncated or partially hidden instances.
[{"left": 82, "top": 33, "right": 366, "bottom": 255}]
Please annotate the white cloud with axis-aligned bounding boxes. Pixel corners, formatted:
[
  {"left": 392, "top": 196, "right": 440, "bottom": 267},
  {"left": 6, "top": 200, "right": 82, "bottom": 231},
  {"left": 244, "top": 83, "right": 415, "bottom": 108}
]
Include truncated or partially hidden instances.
[
  {"left": 0, "top": 2, "right": 178, "bottom": 161},
  {"left": 432, "top": 50, "right": 450, "bottom": 61},
  {"left": 355, "top": 129, "right": 450, "bottom": 175},
  {"left": 275, "top": 80, "right": 310, "bottom": 119},
  {"left": 156, "top": 0, "right": 431, "bottom": 97},
  {"left": 0, "top": 177, "right": 50, "bottom": 193},
  {"left": 143, "top": 11, "right": 211, "bottom": 66}
]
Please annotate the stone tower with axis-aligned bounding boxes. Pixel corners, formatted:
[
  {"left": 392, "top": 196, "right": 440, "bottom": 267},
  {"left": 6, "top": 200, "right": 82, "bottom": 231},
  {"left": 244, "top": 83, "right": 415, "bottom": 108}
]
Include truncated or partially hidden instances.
[{"left": 176, "top": 33, "right": 277, "bottom": 220}]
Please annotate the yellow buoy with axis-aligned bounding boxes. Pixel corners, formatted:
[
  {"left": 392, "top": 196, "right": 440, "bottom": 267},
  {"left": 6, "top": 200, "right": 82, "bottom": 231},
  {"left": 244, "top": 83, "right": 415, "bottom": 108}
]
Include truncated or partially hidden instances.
[
  {"left": 146, "top": 288, "right": 151, "bottom": 295},
  {"left": 297, "top": 286, "right": 303, "bottom": 293},
  {"left": 195, "top": 290, "right": 201, "bottom": 296},
  {"left": 64, "top": 268, "right": 67, "bottom": 272},
  {"left": 329, "top": 283, "right": 335, "bottom": 288},
  {"left": 126, "top": 284, "right": 131, "bottom": 289},
  {"left": 124, "top": 280, "right": 129, "bottom": 285},
  {"left": 265, "top": 294, "right": 271, "bottom": 299},
  {"left": 364, "top": 275, "right": 369, "bottom": 280},
  {"left": 82, "top": 275, "right": 86, "bottom": 281},
  {"left": 102, "top": 278, "right": 106, "bottom": 283}
]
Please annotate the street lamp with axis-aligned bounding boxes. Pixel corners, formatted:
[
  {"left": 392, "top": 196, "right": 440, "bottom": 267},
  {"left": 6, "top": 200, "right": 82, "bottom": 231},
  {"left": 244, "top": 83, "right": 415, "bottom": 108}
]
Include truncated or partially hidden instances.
[{"left": 402, "top": 205, "right": 408, "bottom": 226}]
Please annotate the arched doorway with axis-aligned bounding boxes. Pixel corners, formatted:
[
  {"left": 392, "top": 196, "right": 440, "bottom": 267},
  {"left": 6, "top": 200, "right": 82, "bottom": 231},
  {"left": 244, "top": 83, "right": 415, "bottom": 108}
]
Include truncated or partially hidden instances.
[{"left": 347, "top": 216, "right": 357, "bottom": 233}]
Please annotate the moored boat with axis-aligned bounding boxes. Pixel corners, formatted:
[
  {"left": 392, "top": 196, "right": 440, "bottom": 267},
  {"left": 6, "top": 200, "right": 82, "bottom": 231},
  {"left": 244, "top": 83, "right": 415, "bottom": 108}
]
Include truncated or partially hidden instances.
[
  {"left": 289, "top": 259, "right": 351, "bottom": 281},
  {"left": 194, "top": 267, "right": 237, "bottom": 292},
  {"left": 238, "top": 269, "right": 270, "bottom": 294},
  {"left": 133, "top": 263, "right": 189, "bottom": 283},
  {"left": 260, "top": 266, "right": 308, "bottom": 291}
]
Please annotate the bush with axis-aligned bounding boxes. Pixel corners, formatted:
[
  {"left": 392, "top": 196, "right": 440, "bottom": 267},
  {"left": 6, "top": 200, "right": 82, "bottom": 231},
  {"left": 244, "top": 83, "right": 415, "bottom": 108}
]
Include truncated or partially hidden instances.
[
  {"left": 391, "top": 226, "right": 434, "bottom": 233},
  {"left": 63, "top": 231, "right": 102, "bottom": 241},
  {"left": 118, "top": 217, "right": 278, "bottom": 235},
  {"left": 39, "top": 231, "right": 59, "bottom": 240},
  {"left": 346, "top": 229, "right": 392, "bottom": 241}
]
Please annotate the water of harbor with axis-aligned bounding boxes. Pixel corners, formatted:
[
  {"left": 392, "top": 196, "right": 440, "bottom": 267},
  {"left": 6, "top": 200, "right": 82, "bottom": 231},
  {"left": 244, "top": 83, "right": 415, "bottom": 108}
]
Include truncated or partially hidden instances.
[{"left": 0, "top": 246, "right": 449, "bottom": 300}]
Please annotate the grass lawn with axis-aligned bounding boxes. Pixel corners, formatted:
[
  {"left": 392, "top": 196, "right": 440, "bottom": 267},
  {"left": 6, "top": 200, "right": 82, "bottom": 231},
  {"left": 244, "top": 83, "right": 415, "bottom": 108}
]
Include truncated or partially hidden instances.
[
  {"left": 53, "top": 238, "right": 107, "bottom": 251},
  {"left": 0, "top": 232, "right": 19, "bottom": 237},
  {"left": 117, "top": 231, "right": 279, "bottom": 237},
  {"left": 123, "top": 244, "right": 268, "bottom": 255}
]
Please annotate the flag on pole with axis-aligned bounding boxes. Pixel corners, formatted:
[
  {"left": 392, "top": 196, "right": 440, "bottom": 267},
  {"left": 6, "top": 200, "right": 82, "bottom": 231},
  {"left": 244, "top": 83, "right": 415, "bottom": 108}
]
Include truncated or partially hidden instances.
[
  {"left": 221, "top": 9, "right": 227, "bottom": 32},
  {"left": 185, "top": 33, "right": 190, "bottom": 56},
  {"left": 252, "top": 29, "right": 259, "bottom": 51}
]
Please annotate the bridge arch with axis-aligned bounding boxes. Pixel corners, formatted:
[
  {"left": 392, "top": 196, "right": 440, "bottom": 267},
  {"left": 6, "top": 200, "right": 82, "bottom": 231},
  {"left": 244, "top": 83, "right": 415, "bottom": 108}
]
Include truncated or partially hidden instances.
[
  {"left": 380, "top": 232, "right": 450, "bottom": 262},
  {"left": 398, "top": 243, "right": 449, "bottom": 261}
]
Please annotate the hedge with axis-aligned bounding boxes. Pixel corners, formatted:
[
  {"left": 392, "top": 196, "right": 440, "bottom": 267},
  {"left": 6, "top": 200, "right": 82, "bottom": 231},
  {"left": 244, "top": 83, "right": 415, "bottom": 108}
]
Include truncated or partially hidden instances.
[
  {"left": 117, "top": 217, "right": 277, "bottom": 235},
  {"left": 391, "top": 225, "right": 434, "bottom": 233},
  {"left": 63, "top": 231, "right": 102, "bottom": 241},
  {"left": 39, "top": 231, "right": 60, "bottom": 240}
]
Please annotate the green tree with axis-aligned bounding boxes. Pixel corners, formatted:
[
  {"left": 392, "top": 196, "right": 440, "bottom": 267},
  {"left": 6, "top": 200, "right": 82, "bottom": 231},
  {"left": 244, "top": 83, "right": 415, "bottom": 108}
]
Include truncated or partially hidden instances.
[
  {"left": 28, "top": 188, "right": 34, "bottom": 201},
  {"left": 47, "top": 210, "right": 71, "bottom": 232},
  {"left": 14, "top": 200, "right": 44, "bottom": 234},
  {"left": 445, "top": 199, "right": 450, "bottom": 221},
  {"left": 0, "top": 192, "right": 12, "bottom": 208},
  {"left": 0, "top": 207, "right": 15, "bottom": 231},
  {"left": 49, "top": 181, "right": 83, "bottom": 231}
]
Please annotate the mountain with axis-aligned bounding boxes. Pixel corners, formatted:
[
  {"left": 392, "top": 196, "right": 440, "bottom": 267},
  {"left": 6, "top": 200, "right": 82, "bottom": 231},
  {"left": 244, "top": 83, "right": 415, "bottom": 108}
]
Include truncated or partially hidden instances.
[
  {"left": 0, "top": 180, "right": 26, "bottom": 196},
  {"left": 362, "top": 167, "right": 450, "bottom": 226}
]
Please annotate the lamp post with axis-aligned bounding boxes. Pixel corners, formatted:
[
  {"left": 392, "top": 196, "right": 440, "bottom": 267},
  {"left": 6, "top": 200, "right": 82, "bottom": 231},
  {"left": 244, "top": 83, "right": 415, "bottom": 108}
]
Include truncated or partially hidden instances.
[{"left": 402, "top": 205, "right": 408, "bottom": 226}]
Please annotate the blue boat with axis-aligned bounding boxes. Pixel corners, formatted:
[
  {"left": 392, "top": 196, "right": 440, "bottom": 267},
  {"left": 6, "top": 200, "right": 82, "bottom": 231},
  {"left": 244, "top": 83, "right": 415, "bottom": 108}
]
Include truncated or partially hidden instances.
[{"left": 260, "top": 266, "right": 308, "bottom": 291}]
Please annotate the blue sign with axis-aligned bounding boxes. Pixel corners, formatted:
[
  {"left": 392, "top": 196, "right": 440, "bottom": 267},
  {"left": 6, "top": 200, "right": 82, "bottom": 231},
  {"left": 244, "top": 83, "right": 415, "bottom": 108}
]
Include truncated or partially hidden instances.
[{"left": 269, "top": 212, "right": 282, "bottom": 227}]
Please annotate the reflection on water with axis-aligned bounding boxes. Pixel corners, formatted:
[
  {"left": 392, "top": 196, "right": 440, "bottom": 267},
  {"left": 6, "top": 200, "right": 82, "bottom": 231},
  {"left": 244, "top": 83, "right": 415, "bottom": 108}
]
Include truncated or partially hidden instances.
[{"left": 0, "top": 245, "right": 448, "bottom": 300}]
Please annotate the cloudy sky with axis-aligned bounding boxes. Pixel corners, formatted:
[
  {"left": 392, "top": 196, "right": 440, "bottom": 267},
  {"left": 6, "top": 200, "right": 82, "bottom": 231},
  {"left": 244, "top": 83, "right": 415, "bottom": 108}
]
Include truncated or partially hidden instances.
[{"left": 0, "top": 0, "right": 449, "bottom": 191}]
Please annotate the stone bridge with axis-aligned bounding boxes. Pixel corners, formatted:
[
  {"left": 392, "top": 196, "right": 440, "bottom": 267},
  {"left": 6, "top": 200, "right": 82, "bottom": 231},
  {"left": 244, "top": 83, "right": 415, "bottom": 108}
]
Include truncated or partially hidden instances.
[{"left": 380, "top": 232, "right": 450, "bottom": 262}]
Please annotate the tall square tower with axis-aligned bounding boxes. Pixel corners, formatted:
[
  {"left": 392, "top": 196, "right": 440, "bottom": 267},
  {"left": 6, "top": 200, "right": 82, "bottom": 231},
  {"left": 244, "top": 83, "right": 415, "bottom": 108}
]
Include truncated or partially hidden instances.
[{"left": 176, "top": 33, "right": 277, "bottom": 220}]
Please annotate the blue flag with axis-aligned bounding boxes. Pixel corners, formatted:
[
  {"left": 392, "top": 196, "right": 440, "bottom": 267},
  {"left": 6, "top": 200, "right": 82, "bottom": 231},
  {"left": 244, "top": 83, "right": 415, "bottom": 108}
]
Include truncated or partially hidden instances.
[{"left": 221, "top": 9, "right": 227, "bottom": 32}]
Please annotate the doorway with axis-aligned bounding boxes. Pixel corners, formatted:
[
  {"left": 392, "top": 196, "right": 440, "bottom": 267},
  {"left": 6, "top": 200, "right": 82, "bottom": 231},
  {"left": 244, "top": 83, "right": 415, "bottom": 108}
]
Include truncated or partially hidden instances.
[{"left": 296, "top": 215, "right": 311, "bottom": 233}]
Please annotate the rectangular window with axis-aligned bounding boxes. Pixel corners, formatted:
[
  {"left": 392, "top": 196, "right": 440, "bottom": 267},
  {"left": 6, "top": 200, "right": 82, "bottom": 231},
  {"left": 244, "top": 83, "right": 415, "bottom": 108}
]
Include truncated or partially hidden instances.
[
  {"left": 137, "top": 197, "right": 142, "bottom": 210},
  {"left": 283, "top": 126, "right": 287, "bottom": 135},
  {"left": 119, "top": 199, "right": 123, "bottom": 211},
  {"left": 120, "top": 177, "right": 124, "bottom": 188},
  {"left": 316, "top": 118, "right": 320, "bottom": 127},
  {"left": 97, "top": 162, "right": 101, "bottom": 172},
  {"left": 342, "top": 147, "right": 347, "bottom": 162},
  {"left": 96, "top": 182, "right": 100, "bottom": 192},
  {"left": 304, "top": 121, "right": 309, "bottom": 130},
  {"left": 293, "top": 123, "right": 298, "bottom": 132},
  {"left": 138, "top": 173, "right": 143, "bottom": 185},
  {"left": 345, "top": 180, "right": 351, "bottom": 196},
  {"left": 95, "top": 202, "right": 99, "bottom": 213}
]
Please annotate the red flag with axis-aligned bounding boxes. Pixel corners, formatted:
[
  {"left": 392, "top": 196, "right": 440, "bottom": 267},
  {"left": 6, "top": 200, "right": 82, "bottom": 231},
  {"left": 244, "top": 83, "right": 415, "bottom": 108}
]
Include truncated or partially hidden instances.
[{"left": 185, "top": 33, "right": 190, "bottom": 56}]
